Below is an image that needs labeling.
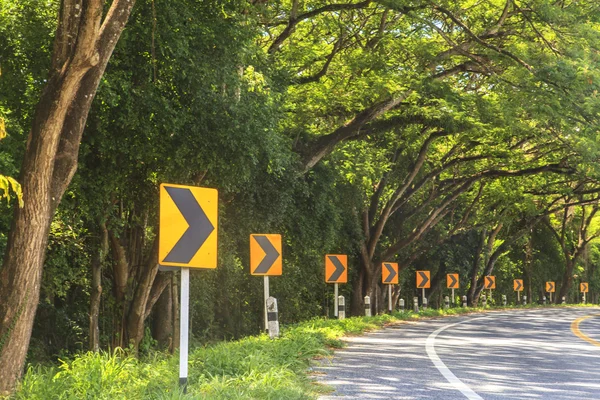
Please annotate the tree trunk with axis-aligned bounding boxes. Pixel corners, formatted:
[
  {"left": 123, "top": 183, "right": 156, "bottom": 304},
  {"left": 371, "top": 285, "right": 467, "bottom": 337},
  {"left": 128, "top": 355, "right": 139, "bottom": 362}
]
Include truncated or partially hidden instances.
[
  {"left": 89, "top": 222, "right": 108, "bottom": 351},
  {"left": 0, "top": 1, "right": 136, "bottom": 393},
  {"left": 558, "top": 257, "right": 574, "bottom": 301},
  {"left": 153, "top": 283, "right": 173, "bottom": 350}
]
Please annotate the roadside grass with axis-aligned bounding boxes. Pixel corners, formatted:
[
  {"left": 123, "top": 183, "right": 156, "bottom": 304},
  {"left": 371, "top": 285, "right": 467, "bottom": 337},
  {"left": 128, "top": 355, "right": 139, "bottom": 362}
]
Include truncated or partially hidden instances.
[{"left": 10, "top": 303, "right": 598, "bottom": 399}]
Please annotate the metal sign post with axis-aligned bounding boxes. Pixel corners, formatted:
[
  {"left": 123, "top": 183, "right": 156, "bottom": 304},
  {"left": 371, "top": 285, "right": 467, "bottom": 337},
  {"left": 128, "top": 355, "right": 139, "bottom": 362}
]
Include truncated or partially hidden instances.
[
  {"left": 264, "top": 276, "right": 270, "bottom": 331},
  {"left": 180, "top": 267, "right": 190, "bottom": 391},
  {"left": 334, "top": 283, "right": 339, "bottom": 317},
  {"left": 388, "top": 285, "right": 393, "bottom": 313},
  {"left": 452, "top": 288, "right": 455, "bottom": 304}
]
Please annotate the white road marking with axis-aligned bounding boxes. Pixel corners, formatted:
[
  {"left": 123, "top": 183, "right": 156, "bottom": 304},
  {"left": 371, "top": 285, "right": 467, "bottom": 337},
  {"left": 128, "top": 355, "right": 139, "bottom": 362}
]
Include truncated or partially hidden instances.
[{"left": 426, "top": 317, "right": 490, "bottom": 400}]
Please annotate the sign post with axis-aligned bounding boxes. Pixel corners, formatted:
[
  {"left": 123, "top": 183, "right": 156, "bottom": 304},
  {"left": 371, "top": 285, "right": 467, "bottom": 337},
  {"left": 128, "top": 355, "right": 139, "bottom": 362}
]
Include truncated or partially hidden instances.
[
  {"left": 484, "top": 276, "right": 495, "bottom": 303},
  {"left": 180, "top": 267, "right": 189, "bottom": 389},
  {"left": 546, "top": 282, "right": 555, "bottom": 304},
  {"left": 514, "top": 279, "right": 523, "bottom": 303},
  {"left": 159, "top": 183, "right": 218, "bottom": 391},
  {"left": 581, "top": 282, "right": 589, "bottom": 304},
  {"left": 382, "top": 262, "right": 398, "bottom": 313},
  {"left": 250, "top": 234, "right": 282, "bottom": 332},
  {"left": 416, "top": 271, "right": 430, "bottom": 307},
  {"left": 326, "top": 255, "right": 347, "bottom": 318},
  {"left": 447, "top": 274, "right": 459, "bottom": 305}
]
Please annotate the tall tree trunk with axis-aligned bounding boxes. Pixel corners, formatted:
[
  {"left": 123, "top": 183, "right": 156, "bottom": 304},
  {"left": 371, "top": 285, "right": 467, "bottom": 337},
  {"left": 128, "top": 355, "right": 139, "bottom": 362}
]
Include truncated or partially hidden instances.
[
  {"left": 153, "top": 283, "right": 173, "bottom": 350},
  {"left": 89, "top": 222, "right": 108, "bottom": 351},
  {"left": 0, "top": 1, "right": 135, "bottom": 393},
  {"left": 558, "top": 257, "right": 574, "bottom": 301}
]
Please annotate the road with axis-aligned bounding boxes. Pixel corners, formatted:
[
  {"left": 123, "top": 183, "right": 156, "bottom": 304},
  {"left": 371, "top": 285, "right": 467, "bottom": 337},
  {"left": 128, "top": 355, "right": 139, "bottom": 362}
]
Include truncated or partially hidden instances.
[{"left": 316, "top": 307, "right": 600, "bottom": 399}]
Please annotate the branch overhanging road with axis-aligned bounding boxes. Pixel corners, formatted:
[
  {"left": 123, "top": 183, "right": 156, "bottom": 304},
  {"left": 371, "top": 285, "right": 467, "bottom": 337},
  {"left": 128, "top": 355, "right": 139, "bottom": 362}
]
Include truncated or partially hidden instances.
[{"left": 316, "top": 308, "right": 600, "bottom": 399}]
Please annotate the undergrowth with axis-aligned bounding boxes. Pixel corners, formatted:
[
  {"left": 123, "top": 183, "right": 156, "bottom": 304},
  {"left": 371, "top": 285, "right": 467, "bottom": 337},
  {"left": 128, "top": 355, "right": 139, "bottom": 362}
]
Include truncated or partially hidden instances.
[{"left": 10, "top": 304, "right": 596, "bottom": 399}]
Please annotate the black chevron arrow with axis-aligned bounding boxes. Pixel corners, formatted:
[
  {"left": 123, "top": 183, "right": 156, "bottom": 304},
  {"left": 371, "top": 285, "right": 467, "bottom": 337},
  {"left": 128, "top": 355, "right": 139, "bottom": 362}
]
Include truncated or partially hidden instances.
[
  {"left": 418, "top": 271, "right": 429, "bottom": 288},
  {"left": 383, "top": 263, "right": 397, "bottom": 283},
  {"left": 328, "top": 256, "right": 346, "bottom": 282},
  {"left": 515, "top": 280, "right": 523, "bottom": 291},
  {"left": 448, "top": 274, "right": 458, "bottom": 288},
  {"left": 253, "top": 235, "right": 280, "bottom": 274},
  {"left": 163, "top": 187, "right": 214, "bottom": 264}
]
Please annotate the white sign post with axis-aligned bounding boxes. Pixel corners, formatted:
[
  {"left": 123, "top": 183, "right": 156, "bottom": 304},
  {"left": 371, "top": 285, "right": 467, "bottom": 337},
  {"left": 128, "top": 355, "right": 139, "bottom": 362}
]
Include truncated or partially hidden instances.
[{"left": 180, "top": 267, "right": 190, "bottom": 391}]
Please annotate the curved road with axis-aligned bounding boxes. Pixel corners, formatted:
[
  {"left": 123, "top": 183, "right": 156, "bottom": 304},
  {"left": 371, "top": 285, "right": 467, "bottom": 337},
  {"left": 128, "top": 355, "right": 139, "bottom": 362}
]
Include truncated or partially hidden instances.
[{"left": 316, "top": 308, "right": 600, "bottom": 399}]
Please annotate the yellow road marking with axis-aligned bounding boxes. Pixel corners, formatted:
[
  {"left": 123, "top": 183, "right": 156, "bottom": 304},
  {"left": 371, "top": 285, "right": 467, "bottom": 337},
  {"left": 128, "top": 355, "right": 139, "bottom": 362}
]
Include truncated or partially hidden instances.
[{"left": 571, "top": 314, "right": 600, "bottom": 347}]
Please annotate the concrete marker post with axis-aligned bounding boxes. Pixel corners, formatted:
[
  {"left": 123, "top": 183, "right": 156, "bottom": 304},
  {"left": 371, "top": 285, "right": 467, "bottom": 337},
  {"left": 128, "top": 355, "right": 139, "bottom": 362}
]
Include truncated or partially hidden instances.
[
  {"left": 423, "top": 297, "right": 428, "bottom": 310},
  {"left": 267, "top": 297, "right": 279, "bottom": 339},
  {"left": 179, "top": 267, "right": 190, "bottom": 392},
  {"left": 334, "top": 283, "right": 338, "bottom": 318},
  {"left": 338, "top": 295, "right": 345, "bottom": 320},
  {"left": 481, "top": 294, "right": 487, "bottom": 308},
  {"left": 413, "top": 296, "right": 419, "bottom": 313},
  {"left": 562, "top": 296, "right": 566, "bottom": 305},
  {"left": 264, "top": 276, "right": 270, "bottom": 332},
  {"left": 462, "top": 295, "right": 467, "bottom": 308},
  {"left": 502, "top": 294, "right": 507, "bottom": 306},
  {"left": 542, "top": 296, "right": 546, "bottom": 305},
  {"left": 523, "top": 295, "right": 527, "bottom": 306},
  {"left": 399, "top": 298, "right": 405, "bottom": 312},
  {"left": 444, "top": 296, "right": 449, "bottom": 310},
  {"left": 364, "top": 296, "right": 371, "bottom": 317}
]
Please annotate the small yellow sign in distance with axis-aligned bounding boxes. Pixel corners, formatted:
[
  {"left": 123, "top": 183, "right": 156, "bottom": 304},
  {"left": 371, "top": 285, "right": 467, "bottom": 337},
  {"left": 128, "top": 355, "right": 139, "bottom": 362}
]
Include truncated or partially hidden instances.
[
  {"left": 514, "top": 279, "right": 523, "bottom": 291},
  {"left": 382, "top": 262, "right": 399, "bottom": 284},
  {"left": 581, "top": 282, "right": 589, "bottom": 293},
  {"left": 416, "top": 271, "right": 430, "bottom": 288},
  {"left": 447, "top": 273, "right": 459, "bottom": 289},
  {"left": 159, "top": 183, "right": 218, "bottom": 268},
  {"left": 484, "top": 276, "right": 496, "bottom": 290},
  {"left": 546, "top": 281, "right": 555, "bottom": 293},
  {"left": 325, "top": 255, "right": 347, "bottom": 283},
  {"left": 250, "top": 234, "right": 282, "bottom": 276}
]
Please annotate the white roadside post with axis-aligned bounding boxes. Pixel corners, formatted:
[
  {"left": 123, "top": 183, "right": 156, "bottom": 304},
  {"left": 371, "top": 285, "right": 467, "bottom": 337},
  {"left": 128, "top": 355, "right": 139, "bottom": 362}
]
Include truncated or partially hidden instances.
[
  {"left": 364, "top": 296, "right": 371, "bottom": 317},
  {"left": 562, "top": 296, "right": 566, "bottom": 305},
  {"left": 523, "top": 295, "right": 527, "bottom": 306},
  {"left": 266, "top": 297, "right": 279, "bottom": 339},
  {"left": 462, "top": 295, "right": 467, "bottom": 308},
  {"left": 502, "top": 294, "right": 507, "bottom": 306},
  {"left": 444, "top": 296, "right": 449, "bottom": 310},
  {"left": 423, "top": 296, "right": 428, "bottom": 310},
  {"left": 180, "top": 267, "right": 190, "bottom": 390},
  {"left": 542, "top": 296, "right": 546, "bottom": 305},
  {"left": 413, "top": 296, "right": 419, "bottom": 312},
  {"left": 399, "top": 298, "right": 405, "bottom": 312},
  {"left": 338, "top": 295, "right": 345, "bottom": 319},
  {"left": 481, "top": 294, "right": 487, "bottom": 308}
]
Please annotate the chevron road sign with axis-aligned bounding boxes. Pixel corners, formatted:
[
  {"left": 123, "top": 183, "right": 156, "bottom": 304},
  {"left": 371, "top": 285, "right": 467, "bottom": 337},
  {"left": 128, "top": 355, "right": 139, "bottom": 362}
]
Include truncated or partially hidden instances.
[
  {"left": 382, "top": 262, "right": 399, "bottom": 284},
  {"left": 159, "top": 183, "right": 219, "bottom": 391},
  {"left": 514, "top": 279, "right": 523, "bottom": 291},
  {"left": 326, "top": 255, "right": 347, "bottom": 283},
  {"left": 581, "top": 282, "right": 589, "bottom": 293},
  {"left": 484, "top": 276, "right": 496, "bottom": 290},
  {"left": 447, "top": 273, "right": 459, "bottom": 289},
  {"left": 250, "top": 234, "right": 282, "bottom": 276},
  {"left": 416, "top": 271, "right": 430, "bottom": 289},
  {"left": 546, "top": 282, "right": 555, "bottom": 293},
  {"left": 159, "top": 184, "right": 218, "bottom": 268}
]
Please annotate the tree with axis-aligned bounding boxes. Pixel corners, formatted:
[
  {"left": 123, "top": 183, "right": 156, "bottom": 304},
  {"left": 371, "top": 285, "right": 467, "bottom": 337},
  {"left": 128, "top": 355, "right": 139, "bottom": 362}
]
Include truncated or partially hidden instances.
[{"left": 0, "top": 0, "right": 136, "bottom": 393}]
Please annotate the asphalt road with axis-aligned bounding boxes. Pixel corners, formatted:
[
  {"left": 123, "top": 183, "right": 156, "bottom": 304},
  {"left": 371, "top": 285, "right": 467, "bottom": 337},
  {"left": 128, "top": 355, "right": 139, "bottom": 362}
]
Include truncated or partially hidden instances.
[{"left": 316, "top": 307, "right": 600, "bottom": 399}]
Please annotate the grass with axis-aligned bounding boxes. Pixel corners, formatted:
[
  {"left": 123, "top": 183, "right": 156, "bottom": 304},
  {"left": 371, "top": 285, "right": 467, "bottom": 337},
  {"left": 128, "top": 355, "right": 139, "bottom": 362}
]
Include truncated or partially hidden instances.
[{"left": 10, "top": 303, "right": 597, "bottom": 399}]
